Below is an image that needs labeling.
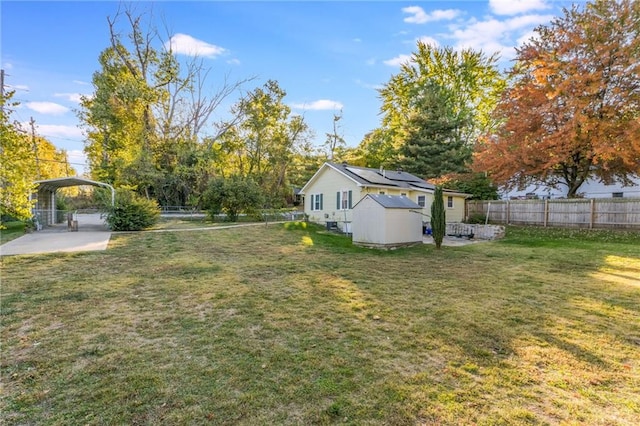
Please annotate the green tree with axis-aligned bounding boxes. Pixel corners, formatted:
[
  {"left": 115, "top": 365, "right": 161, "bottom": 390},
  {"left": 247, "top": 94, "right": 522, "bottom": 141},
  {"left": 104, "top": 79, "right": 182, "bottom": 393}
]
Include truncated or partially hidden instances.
[
  {"left": 202, "top": 176, "right": 264, "bottom": 222},
  {"left": 375, "top": 42, "right": 505, "bottom": 175},
  {"left": 33, "top": 136, "right": 76, "bottom": 180},
  {"left": 221, "top": 80, "right": 311, "bottom": 206},
  {"left": 436, "top": 172, "right": 499, "bottom": 200},
  {"left": 430, "top": 186, "right": 446, "bottom": 249},
  {"left": 350, "top": 128, "right": 396, "bottom": 169},
  {"left": 78, "top": 10, "right": 172, "bottom": 191},
  {"left": 474, "top": 0, "right": 640, "bottom": 197},
  {"left": 0, "top": 92, "right": 35, "bottom": 222},
  {"left": 396, "top": 83, "right": 470, "bottom": 178},
  {"left": 79, "top": 6, "right": 248, "bottom": 206}
]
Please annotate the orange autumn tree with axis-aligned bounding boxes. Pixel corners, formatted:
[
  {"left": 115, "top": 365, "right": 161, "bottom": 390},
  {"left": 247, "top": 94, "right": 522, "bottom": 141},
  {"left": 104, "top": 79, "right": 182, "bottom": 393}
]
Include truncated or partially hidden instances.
[{"left": 474, "top": 0, "right": 640, "bottom": 197}]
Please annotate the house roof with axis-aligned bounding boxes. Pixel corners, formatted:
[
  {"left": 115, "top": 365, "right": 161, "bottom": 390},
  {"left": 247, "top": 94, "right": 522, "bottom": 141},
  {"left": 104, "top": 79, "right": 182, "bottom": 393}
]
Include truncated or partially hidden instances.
[
  {"left": 356, "top": 194, "right": 422, "bottom": 209},
  {"left": 332, "top": 162, "right": 436, "bottom": 191},
  {"left": 300, "top": 162, "right": 470, "bottom": 197}
]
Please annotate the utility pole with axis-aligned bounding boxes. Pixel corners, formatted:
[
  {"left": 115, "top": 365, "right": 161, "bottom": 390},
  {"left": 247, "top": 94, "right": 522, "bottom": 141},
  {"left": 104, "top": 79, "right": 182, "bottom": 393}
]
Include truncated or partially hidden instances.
[
  {"left": 1, "top": 69, "right": 5, "bottom": 113},
  {"left": 30, "top": 117, "right": 41, "bottom": 179}
]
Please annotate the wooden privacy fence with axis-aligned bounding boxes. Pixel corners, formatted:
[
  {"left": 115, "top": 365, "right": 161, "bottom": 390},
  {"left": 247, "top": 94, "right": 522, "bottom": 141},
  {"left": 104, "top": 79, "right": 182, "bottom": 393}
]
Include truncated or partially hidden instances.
[{"left": 466, "top": 198, "right": 640, "bottom": 229}]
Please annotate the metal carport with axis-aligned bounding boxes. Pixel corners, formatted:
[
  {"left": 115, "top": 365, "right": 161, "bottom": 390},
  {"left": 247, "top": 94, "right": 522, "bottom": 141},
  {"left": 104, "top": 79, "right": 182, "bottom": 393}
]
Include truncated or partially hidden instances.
[{"left": 32, "top": 177, "right": 115, "bottom": 227}]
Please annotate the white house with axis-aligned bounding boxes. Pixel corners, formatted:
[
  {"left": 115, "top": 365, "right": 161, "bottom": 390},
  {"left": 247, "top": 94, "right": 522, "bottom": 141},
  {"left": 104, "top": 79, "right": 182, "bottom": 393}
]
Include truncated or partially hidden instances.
[
  {"left": 300, "top": 162, "right": 470, "bottom": 232},
  {"left": 501, "top": 176, "right": 640, "bottom": 199}
]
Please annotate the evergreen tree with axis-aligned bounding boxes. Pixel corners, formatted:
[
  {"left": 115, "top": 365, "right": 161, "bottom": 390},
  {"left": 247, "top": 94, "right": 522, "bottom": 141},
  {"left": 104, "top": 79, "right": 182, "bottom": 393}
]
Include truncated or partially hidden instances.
[
  {"left": 396, "top": 84, "right": 469, "bottom": 179},
  {"left": 430, "top": 186, "right": 446, "bottom": 249}
]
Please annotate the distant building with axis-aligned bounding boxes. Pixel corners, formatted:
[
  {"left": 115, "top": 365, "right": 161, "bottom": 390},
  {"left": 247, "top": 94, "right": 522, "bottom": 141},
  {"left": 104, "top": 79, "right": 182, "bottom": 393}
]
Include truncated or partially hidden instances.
[{"left": 501, "top": 176, "right": 640, "bottom": 199}]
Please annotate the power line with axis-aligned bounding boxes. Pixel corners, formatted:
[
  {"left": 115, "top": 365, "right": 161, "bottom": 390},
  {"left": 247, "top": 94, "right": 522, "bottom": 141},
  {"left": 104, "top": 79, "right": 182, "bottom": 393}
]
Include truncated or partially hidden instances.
[
  {"left": 37, "top": 158, "right": 88, "bottom": 166},
  {"left": 30, "top": 117, "right": 41, "bottom": 179}
]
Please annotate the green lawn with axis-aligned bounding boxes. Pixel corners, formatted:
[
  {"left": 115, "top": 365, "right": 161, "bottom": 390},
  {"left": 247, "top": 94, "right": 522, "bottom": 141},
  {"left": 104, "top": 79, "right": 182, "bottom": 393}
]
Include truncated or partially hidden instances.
[
  {"left": 0, "top": 221, "right": 26, "bottom": 244},
  {"left": 1, "top": 224, "right": 639, "bottom": 425}
]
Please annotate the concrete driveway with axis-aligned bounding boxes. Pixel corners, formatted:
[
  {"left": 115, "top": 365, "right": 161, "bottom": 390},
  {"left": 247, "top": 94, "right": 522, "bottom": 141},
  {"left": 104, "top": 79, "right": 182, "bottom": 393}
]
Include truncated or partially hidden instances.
[{"left": 0, "top": 213, "right": 111, "bottom": 256}]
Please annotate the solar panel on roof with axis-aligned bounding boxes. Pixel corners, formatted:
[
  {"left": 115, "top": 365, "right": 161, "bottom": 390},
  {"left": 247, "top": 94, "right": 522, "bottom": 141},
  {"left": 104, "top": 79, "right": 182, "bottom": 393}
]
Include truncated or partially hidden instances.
[
  {"left": 383, "top": 171, "right": 424, "bottom": 183},
  {"left": 345, "top": 167, "right": 400, "bottom": 186},
  {"left": 410, "top": 181, "right": 436, "bottom": 190}
]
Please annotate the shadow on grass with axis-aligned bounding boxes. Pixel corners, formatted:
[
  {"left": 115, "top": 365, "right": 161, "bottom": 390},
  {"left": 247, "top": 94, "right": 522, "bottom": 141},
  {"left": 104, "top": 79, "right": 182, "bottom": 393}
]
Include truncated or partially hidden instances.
[{"left": 1, "top": 222, "right": 639, "bottom": 424}]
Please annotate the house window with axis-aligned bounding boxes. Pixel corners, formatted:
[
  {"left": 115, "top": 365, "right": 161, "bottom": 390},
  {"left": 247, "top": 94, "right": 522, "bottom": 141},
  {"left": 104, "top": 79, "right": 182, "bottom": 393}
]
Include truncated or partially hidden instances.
[
  {"left": 612, "top": 192, "right": 623, "bottom": 198},
  {"left": 379, "top": 191, "right": 385, "bottom": 195},
  {"left": 417, "top": 195, "right": 426, "bottom": 207},
  {"left": 400, "top": 193, "right": 407, "bottom": 197},
  {"left": 311, "top": 193, "right": 323, "bottom": 211},
  {"left": 447, "top": 196, "right": 454, "bottom": 208},
  {"left": 336, "top": 190, "right": 353, "bottom": 210}
]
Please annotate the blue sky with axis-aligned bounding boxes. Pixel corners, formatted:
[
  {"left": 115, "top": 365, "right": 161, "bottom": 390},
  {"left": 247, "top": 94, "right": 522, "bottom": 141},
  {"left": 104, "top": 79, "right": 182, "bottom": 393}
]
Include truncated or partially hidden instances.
[{"left": 2, "top": 0, "right": 571, "bottom": 176}]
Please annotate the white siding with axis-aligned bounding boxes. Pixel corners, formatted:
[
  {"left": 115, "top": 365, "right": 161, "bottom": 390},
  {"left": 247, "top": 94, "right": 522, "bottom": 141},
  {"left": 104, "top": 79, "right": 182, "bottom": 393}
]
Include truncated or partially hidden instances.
[
  {"left": 302, "top": 164, "right": 467, "bottom": 226},
  {"left": 501, "top": 176, "right": 640, "bottom": 199},
  {"left": 303, "top": 166, "right": 361, "bottom": 230},
  {"left": 352, "top": 196, "right": 423, "bottom": 247},
  {"left": 352, "top": 197, "right": 386, "bottom": 244}
]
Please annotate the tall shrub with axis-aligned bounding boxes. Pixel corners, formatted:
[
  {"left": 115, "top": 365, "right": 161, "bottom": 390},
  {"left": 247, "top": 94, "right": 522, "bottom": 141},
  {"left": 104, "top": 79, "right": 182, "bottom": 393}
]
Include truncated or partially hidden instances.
[
  {"left": 101, "top": 189, "right": 160, "bottom": 231},
  {"left": 430, "top": 186, "right": 446, "bottom": 249},
  {"left": 202, "top": 176, "right": 264, "bottom": 222}
]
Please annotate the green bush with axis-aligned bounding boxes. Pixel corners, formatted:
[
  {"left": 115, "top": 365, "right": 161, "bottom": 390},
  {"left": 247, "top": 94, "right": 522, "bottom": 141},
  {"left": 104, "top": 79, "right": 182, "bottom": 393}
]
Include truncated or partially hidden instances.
[
  {"left": 202, "top": 176, "right": 264, "bottom": 222},
  {"left": 103, "top": 189, "right": 160, "bottom": 231},
  {"left": 466, "top": 213, "right": 487, "bottom": 224}
]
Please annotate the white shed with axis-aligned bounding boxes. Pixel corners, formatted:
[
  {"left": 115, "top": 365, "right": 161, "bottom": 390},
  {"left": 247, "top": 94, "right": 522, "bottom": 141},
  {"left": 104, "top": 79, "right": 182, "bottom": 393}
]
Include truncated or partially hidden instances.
[{"left": 352, "top": 194, "right": 423, "bottom": 249}]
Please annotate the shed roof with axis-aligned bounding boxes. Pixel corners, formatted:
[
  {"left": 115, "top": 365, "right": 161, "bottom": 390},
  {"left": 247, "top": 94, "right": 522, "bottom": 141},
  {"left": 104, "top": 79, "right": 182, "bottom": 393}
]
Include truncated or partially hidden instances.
[{"left": 355, "top": 194, "right": 421, "bottom": 209}]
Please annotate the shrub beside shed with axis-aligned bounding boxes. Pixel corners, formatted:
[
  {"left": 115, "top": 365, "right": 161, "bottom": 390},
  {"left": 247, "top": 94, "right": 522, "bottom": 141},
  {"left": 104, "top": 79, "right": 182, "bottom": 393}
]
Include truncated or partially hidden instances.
[{"left": 352, "top": 194, "right": 423, "bottom": 249}]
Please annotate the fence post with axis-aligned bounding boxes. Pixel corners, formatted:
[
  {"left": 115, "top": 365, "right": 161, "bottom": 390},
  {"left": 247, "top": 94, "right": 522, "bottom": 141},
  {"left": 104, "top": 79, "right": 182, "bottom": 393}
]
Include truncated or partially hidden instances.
[
  {"left": 544, "top": 199, "right": 549, "bottom": 227},
  {"left": 590, "top": 199, "right": 595, "bottom": 229},
  {"left": 506, "top": 200, "right": 510, "bottom": 225}
]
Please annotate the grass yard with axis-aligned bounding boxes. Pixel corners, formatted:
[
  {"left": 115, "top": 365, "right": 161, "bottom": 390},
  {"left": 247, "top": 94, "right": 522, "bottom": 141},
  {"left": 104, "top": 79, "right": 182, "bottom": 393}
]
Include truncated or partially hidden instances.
[
  {"left": 0, "top": 221, "right": 27, "bottom": 244},
  {"left": 1, "top": 224, "right": 639, "bottom": 425}
]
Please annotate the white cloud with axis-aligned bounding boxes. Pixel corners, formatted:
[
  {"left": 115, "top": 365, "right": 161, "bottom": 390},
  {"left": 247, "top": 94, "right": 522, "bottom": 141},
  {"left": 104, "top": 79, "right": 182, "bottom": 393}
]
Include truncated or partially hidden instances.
[
  {"left": 489, "top": 0, "right": 550, "bottom": 16},
  {"left": 417, "top": 36, "right": 439, "bottom": 47},
  {"left": 516, "top": 30, "right": 539, "bottom": 47},
  {"left": 26, "top": 101, "right": 69, "bottom": 115},
  {"left": 383, "top": 54, "right": 412, "bottom": 67},
  {"left": 366, "top": 58, "right": 376, "bottom": 66},
  {"left": 34, "top": 124, "right": 84, "bottom": 139},
  {"left": 54, "top": 93, "right": 84, "bottom": 103},
  {"left": 355, "top": 79, "right": 383, "bottom": 90},
  {"left": 8, "top": 84, "right": 29, "bottom": 91},
  {"left": 353, "top": 38, "right": 362, "bottom": 43},
  {"left": 226, "top": 58, "right": 241, "bottom": 65},
  {"left": 402, "top": 6, "right": 460, "bottom": 24},
  {"left": 291, "top": 99, "right": 344, "bottom": 110},
  {"left": 450, "top": 14, "right": 554, "bottom": 59},
  {"left": 73, "top": 80, "right": 90, "bottom": 86},
  {"left": 4, "top": 62, "right": 13, "bottom": 70},
  {"left": 165, "top": 33, "right": 227, "bottom": 58}
]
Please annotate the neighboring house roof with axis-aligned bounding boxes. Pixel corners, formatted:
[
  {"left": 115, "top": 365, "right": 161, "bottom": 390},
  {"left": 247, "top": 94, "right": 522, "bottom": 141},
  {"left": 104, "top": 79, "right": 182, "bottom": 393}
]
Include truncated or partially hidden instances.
[
  {"left": 300, "top": 162, "right": 471, "bottom": 197},
  {"left": 501, "top": 175, "right": 640, "bottom": 199},
  {"left": 355, "top": 194, "right": 422, "bottom": 209}
]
